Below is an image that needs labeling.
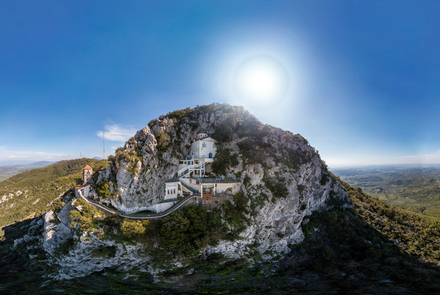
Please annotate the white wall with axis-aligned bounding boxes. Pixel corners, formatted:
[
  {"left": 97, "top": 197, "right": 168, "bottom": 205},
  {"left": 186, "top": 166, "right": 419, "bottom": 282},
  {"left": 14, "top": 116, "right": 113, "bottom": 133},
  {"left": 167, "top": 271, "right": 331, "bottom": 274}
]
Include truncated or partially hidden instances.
[
  {"left": 214, "top": 183, "right": 240, "bottom": 194},
  {"left": 216, "top": 183, "right": 233, "bottom": 193},
  {"left": 191, "top": 138, "right": 216, "bottom": 159},
  {"left": 83, "top": 169, "right": 93, "bottom": 184},
  {"left": 165, "top": 182, "right": 182, "bottom": 199},
  {"left": 75, "top": 184, "right": 91, "bottom": 198},
  {"left": 146, "top": 201, "right": 175, "bottom": 213}
]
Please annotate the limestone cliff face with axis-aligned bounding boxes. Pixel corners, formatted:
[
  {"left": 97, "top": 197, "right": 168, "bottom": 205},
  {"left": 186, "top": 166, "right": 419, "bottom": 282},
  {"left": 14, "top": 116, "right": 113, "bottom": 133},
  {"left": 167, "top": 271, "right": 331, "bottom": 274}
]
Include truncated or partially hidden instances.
[
  {"left": 97, "top": 107, "right": 233, "bottom": 213},
  {"left": 97, "top": 104, "right": 350, "bottom": 257}
]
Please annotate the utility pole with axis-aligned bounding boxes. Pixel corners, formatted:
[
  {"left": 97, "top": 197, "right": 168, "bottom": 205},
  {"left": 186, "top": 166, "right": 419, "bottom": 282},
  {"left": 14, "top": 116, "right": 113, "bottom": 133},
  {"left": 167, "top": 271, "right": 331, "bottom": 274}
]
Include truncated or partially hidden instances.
[{"left": 103, "top": 130, "right": 105, "bottom": 160}]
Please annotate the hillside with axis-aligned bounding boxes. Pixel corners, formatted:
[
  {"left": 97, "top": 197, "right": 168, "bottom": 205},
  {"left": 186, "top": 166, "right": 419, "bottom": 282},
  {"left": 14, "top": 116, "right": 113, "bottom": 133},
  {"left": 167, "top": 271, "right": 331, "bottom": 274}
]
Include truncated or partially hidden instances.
[
  {"left": 1, "top": 104, "right": 440, "bottom": 294},
  {"left": 0, "top": 161, "right": 54, "bottom": 181},
  {"left": 86, "top": 103, "right": 347, "bottom": 261},
  {"left": 0, "top": 158, "right": 109, "bottom": 227},
  {"left": 1, "top": 172, "right": 440, "bottom": 293},
  {"left": 334, "top": 165, "right": 440, "bottom": 218}
]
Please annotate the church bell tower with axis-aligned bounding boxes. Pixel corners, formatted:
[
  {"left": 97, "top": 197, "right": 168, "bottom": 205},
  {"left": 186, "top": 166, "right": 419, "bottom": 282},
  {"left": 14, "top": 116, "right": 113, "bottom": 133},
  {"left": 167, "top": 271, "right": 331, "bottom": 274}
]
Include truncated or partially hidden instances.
[{"left": 82, "top": 165, "right": 93, "bottom": 185}]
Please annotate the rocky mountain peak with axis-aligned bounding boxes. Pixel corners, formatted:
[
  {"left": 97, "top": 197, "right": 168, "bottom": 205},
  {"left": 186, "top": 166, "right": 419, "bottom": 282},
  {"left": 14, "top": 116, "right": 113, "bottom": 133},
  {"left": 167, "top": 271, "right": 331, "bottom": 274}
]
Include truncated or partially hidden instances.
[{"left": 92, "top": 103, "right": 350, "bottom": 257}]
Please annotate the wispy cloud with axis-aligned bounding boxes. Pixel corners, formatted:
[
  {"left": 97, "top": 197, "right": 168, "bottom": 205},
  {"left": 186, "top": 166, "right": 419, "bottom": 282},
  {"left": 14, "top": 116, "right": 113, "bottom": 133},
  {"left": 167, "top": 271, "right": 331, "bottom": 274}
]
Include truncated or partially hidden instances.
[
  {"left": 7, "top": 155, "right": 30, "bottom": 159},
  {"left": 0, "top": 146, "right": 6, "bottom": 149},
  {"left": 96, "top": 125, "right": 136, "bottom": 142},
  {"left": 0, "top": 149, "right": 69, "bottom": 162}
]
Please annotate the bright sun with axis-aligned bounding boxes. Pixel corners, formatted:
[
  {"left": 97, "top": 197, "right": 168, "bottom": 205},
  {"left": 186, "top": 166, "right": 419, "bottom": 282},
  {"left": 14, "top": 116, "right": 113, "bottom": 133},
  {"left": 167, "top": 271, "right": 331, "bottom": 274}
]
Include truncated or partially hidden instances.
[{"left": 233, "top": 54, "right": 288, "bottom": 105}]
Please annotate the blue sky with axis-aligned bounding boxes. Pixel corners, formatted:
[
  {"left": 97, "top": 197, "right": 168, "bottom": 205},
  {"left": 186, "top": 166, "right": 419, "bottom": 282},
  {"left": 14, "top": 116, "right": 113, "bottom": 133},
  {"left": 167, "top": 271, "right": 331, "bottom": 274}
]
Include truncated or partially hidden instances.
[{"left": 1, "top": 1, "right": 440, "bottom": 167}]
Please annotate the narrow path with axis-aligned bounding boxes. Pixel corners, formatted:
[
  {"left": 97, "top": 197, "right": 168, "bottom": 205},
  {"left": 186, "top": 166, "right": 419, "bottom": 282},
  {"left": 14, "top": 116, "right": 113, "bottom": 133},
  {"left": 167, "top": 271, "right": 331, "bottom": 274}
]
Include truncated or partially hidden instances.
[
  {"left": 80, "top": 169, "right": 203, "bottom": 220},
  {"left": 80, "top": 194, "right": 200, "bottom": 220}
]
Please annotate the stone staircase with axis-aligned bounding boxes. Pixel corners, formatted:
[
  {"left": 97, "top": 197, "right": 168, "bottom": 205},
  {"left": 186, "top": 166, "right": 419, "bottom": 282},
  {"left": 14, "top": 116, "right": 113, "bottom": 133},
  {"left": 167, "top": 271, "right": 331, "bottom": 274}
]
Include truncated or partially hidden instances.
[{"left": 180, "top": 180, "right": 195, "bottom": 194}]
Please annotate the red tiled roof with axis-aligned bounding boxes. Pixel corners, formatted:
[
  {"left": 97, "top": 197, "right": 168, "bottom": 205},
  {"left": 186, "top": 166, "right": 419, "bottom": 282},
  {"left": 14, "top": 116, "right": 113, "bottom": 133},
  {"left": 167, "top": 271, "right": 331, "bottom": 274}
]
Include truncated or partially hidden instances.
[
  {"left": 76, "top": 183, "right": 90, "bottom": 189},
  {"left": 83, "top": 165, "right": 92, "bottom": 170},
  {"left": 194, "top": 136, "right": 216, "bottom": 142}
]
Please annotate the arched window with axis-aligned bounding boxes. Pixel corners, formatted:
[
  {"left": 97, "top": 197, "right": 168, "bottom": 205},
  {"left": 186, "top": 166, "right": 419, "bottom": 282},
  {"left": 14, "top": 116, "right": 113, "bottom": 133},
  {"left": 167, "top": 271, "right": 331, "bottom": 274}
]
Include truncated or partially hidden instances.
[{"left": 209, "top": 152, "right": 213, "bottom": 158}]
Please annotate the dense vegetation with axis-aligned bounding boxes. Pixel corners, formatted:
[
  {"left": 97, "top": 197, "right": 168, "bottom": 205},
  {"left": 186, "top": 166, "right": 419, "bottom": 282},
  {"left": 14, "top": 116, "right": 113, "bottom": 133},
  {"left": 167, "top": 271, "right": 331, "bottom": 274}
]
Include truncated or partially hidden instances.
[
  {"left": 72, "top": 197, "right": 246, "bottom": 256},
  {"left": 273, "top": 174, "right": 440, "bottom": 294},
  {"left": 0, "top": 158, "right": 109, "bottom": 227},
  {"left": 337, "top": 175, "right": 440, "bottom": 265},
  {"left": 3, "top": 174, "right": 440, "bottom": 294},
  {"left": 95, "top": 180, "right": 111, "bottom": 199},
  {"left": 2, "top": 105, "right": 440, "bottom": 293},
  {"left": 161, "top": 103, "right": 314, "bottom": 179},
  {"left": 334, "top": 165, "right": 440, "bottom": 218}
]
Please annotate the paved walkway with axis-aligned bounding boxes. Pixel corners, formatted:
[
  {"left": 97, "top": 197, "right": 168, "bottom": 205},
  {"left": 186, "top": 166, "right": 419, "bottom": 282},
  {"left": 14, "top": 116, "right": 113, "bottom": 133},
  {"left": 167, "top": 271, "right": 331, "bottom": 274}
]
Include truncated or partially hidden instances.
[{"left": 80, "top": 194, "right": 200, "bottom": 220}]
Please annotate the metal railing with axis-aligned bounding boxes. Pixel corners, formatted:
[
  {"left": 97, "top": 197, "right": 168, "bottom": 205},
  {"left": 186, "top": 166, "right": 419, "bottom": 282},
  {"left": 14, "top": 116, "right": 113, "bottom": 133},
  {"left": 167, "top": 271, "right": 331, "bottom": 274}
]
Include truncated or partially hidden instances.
[{"left": 80, "top": 194, "right": 200, "bottom": 220}]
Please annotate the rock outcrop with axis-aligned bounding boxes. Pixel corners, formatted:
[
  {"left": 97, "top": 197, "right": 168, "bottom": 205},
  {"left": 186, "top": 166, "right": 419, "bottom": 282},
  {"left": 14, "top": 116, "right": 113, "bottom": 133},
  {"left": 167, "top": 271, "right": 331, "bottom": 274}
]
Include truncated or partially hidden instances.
[
  {"left": 36, "top": 104, "right": 351, "bottom": 280},
  {"left": 95, "top": 104, "right": 350, "bottom": 257},
  {"left": 42, "top": 202, "right": 73, "bottom": 254}
]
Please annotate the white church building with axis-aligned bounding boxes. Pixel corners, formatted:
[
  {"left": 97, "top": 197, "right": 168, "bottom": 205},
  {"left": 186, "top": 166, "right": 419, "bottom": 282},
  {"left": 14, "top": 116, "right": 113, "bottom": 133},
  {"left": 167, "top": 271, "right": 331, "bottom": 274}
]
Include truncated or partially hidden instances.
[
  {"left": 190, "top": 131, "right": 216, "bottom": 160},
  {"left": 149, "top": 131, "right": 240, "bottom": 213},
  {"left": 74, "top": 165, "right": 93, "bottom": 198}
]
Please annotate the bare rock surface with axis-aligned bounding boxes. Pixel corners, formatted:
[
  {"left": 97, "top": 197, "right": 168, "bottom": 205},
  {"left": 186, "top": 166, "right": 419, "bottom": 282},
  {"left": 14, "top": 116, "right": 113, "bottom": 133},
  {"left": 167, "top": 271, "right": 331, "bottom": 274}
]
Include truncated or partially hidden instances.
[
  {"left": 49, "top": 231, "right": 151, "bottom": 280},
  {"left": 42, "top": 204, "right": 73, "bottom": 254},
  {"left": 42, "top": 104, "right": 350, "bottom": 279},
  {"left": 94, "top": 104, "right": 349, "bottom": 258}
]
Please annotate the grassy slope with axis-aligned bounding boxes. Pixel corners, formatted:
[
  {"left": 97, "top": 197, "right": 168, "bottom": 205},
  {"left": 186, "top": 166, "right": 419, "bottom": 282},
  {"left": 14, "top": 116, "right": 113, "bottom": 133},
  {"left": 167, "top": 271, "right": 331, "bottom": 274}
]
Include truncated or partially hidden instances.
[
  {"left": 0, "top": 158, "right": 109, "bottom": 227},
  {"left": 336, "top": 167, "right": 440, "bottom": 218},
  {"left": 1, "top": 171, "right": 440, "bottom": 293},
  {"left": 276, "top": 174, "right": 440, "bottom": 294}
]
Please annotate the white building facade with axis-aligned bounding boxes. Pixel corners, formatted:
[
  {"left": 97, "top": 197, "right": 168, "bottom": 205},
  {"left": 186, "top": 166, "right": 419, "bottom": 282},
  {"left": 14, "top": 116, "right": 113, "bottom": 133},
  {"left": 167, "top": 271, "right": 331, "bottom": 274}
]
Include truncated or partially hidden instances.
[
  {"left": 190, "top": 132, "right": 216, "bottom": 160},
  {"left": 74, "top": 165, "right": 93, "bottom": 198},
  {"left": 150, "top": 131, "right": 240, "bottom": 213}
]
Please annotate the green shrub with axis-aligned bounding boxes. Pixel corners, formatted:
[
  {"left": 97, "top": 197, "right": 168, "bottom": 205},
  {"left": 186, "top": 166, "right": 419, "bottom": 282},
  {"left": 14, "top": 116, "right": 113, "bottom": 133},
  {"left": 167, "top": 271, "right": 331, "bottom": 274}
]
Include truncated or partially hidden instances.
[
  {"left": 212, "top": 144, "right": 238, "bottom": 175},
  {"left": 155, "top": 131, "right": 168, "bottom": 151},
  {"left": 92, "top": 245, "right": 117, "bottom": 258},
  {"left": 96, "top": 181, "right": 111, "bottom": 199},
  {"left": 120, "top": 219, "right": 150, "bottom": 239},
  {"left": 108, "top": 155, "right": 116, "bottom": 162},
  {"left": 51, "top": 199, "right": 65, "bottom": 213},
  {"left": 265, "top": 177, "right": 289, "bottom": 199},
  {"left": 221, "top": 192, "right": 249, "bottom": 236},
  {"left": 212, "top": 123, "right": 234, "bottom": 142},
  {"left": 166, "top": 107, "right": 192, "bottom": 120},
  {"left": 320, "top": 171, "right": 330, "bottom": 185},
  {"left": 243, "top": 175, "right": 251, "bottom": 187},
  {"left": 102, "top": 214, "right": 122, "bottom": 227},
  {"left": 160, "top": 210, "right": 190, "bottom": 251},
  {"left": 70, "top": 199, "right": 101, "bottom": 230}
]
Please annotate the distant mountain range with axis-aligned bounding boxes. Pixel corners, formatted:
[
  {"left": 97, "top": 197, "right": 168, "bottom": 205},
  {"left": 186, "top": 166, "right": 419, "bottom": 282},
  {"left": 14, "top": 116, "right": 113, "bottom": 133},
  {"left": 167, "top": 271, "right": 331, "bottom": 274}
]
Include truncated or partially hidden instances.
[
  {"left": 0, "top": 161, "right": 54, "bottom": 181},
  {"left": 2, "top": 105, "right": 440, "bottom": 294}
]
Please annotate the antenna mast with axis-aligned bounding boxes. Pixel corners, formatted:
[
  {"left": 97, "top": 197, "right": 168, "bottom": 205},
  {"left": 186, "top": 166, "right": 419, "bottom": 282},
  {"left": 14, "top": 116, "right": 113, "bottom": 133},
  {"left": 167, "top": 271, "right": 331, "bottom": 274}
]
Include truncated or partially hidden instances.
[{"left": 103, "top": 130, "right": 105, "bottom": 160}]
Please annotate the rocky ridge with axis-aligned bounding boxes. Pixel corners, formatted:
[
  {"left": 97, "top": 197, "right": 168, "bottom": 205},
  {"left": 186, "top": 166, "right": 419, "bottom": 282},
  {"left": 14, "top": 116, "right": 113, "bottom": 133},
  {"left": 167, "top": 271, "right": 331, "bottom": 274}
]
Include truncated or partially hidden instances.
[
  {"left": 31, "top": 104, "right": 351, "bottom": 280},
  {"left": 94, "top": 104, "right": 350, "bottom": 257}
]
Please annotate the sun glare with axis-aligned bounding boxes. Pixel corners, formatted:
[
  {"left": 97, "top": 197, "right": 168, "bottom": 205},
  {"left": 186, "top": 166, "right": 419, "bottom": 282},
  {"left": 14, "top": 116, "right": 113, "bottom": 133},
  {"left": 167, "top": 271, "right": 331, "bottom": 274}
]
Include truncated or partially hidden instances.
[{"left": 233, "top": 54, "right": 288, "bottom": 106}]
